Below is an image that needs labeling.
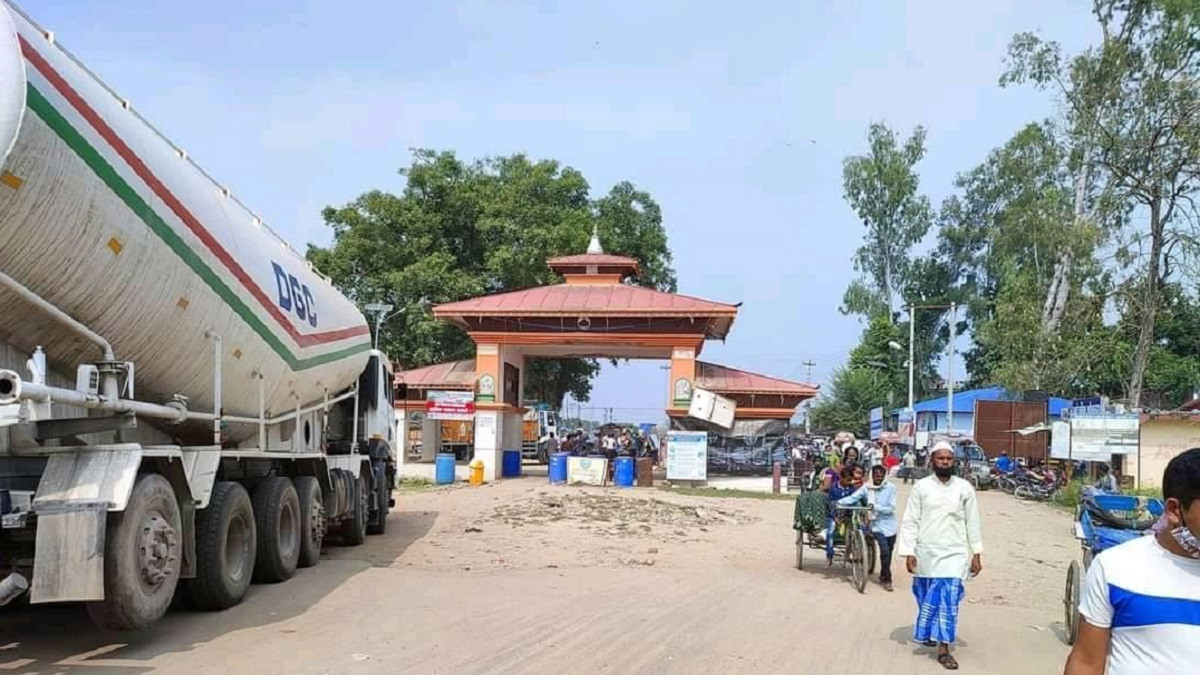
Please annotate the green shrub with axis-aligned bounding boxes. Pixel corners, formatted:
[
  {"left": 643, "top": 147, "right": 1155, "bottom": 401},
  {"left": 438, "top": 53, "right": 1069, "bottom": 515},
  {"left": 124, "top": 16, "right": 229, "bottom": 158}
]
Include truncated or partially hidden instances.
[
  {"left": 1053, "top": 479, "right": 1086, "bottom": 508},
  {"left": 1126, "top": 486, "right": 1163, "bottom": 500}
]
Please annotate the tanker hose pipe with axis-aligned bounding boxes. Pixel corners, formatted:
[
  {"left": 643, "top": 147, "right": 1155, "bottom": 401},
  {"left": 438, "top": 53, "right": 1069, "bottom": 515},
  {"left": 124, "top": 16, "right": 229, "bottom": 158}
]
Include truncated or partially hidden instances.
[{"left": 0, "top": 369, "right": 21, "bottom": 405}]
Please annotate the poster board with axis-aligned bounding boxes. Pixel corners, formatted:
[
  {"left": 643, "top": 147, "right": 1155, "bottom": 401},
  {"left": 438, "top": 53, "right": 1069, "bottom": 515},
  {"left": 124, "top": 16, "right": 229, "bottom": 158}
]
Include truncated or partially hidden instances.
[
  {"left": 426, "top": 390, "right": 475, "bottom": 421},
  {"left": 869, "top": 407, "right": 883, "bottom": 440},
  {"left": 667, "top": 430, "right": 708, "bottom": 481},
  {"left": 567, "top": 457, "right": 607, "bottom": 486},
  {"left": 474, "top": 412, "right": 497, "bottom": 450},
  {"left": 1050, "top": 420, "right": 1071, "bottom": 459},
  {"left": 1069, "top": 415, "right": 1139, "bottom": 461}
]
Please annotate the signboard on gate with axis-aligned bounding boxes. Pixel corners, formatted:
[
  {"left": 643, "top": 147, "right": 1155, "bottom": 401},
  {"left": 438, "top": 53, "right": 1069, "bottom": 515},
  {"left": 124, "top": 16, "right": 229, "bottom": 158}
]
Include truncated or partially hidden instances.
[
  {"left": 667, "top": 430, "right": 708, "bottom": 481},
  {"left": 426, "top": 390, "right": 475, "bottom": 420}
]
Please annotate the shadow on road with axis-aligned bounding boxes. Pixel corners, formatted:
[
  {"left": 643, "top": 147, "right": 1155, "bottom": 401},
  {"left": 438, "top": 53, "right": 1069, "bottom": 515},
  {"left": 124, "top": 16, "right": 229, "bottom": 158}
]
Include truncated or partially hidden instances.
[
  {"left": 0, "top": 509, "right": 438, "bottom": 673},
  {"left": 888, "top": 624, "right": 972, "bottom": 663}
]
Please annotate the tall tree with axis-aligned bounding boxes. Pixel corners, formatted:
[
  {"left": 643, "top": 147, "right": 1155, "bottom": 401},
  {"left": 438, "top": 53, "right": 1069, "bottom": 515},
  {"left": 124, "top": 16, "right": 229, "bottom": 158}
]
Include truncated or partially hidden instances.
[
  {"left": 937, "top": 122, "right": 1106, "bottom": 393},
  {"left": 1003, "top": 0, "right": 1200, "bottom": 405},
  {"left": 308, "top": 149, "right": 677, "bottom": 408},
  {"left": 841, "top": 123, "right": 935, "bottom": 319}
]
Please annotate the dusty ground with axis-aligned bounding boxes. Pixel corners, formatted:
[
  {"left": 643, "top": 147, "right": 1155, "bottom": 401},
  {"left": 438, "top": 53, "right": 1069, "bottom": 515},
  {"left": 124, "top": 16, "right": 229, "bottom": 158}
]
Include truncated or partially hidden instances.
[{"left": 0, "top": 479, "right": 1079, "bottom": 674}]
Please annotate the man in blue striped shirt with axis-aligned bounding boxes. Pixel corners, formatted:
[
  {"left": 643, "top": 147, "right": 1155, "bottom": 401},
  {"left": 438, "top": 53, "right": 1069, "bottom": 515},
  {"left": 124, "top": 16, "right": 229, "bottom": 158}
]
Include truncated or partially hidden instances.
[{"left": 1065, "top": 447, "right": 1200, "bottom": 674}]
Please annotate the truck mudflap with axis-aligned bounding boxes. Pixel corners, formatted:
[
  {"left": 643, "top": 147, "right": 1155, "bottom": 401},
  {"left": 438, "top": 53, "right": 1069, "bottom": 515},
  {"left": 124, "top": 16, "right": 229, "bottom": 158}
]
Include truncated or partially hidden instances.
[{"left": 28, "top": 444, "right": 142, "bottom": 603}]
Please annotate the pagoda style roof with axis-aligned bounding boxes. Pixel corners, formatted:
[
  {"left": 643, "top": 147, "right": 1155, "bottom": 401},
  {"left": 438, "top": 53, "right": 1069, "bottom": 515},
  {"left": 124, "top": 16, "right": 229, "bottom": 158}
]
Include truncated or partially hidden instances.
[
  {"left": 433, "top": 284, "right": 738, "bottom": 338},
  {"left": 695, "top": 361, "right": 818, "bottom": 397},
  {"left": 546, "top": 252, "right": 640, "bottom": 269},
  {"left": 432, "top": 231, "right": 740, "bottom": 340}
]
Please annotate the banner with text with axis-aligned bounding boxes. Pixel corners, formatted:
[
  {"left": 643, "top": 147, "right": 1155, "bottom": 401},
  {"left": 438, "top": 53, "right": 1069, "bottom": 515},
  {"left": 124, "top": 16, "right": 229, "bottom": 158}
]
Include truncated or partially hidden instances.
[
  {"left": 670, "top": 417, "right": 790, "bottom": 476},
  {"left": 426, "top": 390, "right": 475, "bottom": 421}
]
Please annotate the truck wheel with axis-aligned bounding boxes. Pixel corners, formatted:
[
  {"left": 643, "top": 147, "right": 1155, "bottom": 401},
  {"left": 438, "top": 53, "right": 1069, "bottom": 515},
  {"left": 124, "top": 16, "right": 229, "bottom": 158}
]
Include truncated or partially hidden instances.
[
  {"left": 251, "top": 477, "right": 301, "bottom": 583},
  {"left": 85, "top": 473, "right": 181, "bottom": 631},
  {"left": 294, "top": 476, "right": 324, "bottom": 568},
  {"left": 341, "top": 473, "right": 368, "bottom": 546},
  {"left": 188, "top": 481, "right": 256, "bottom": 610},
  {"left": 367, "top": 465, "right": 390, "bottom": 536}
]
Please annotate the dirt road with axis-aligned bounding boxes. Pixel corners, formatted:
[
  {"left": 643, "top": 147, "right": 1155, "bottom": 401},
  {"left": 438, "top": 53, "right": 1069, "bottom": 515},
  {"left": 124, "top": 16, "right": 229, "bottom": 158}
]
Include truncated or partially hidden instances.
[{"left": 0, "top": 479, "right": 1078, "bottom": 674}]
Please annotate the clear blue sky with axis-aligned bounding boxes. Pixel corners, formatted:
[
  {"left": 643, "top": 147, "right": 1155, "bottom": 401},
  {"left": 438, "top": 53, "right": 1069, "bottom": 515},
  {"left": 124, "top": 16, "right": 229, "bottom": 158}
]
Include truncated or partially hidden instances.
[{"left": 22, "top": 0, "right": 1096, "bottom": 423}]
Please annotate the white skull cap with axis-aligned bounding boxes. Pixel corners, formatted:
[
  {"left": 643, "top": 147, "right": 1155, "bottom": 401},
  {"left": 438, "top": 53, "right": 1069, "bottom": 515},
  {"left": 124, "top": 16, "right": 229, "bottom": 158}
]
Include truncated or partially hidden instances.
[{"left": 931, "top": 441, "right": 954, "bottom": 454}]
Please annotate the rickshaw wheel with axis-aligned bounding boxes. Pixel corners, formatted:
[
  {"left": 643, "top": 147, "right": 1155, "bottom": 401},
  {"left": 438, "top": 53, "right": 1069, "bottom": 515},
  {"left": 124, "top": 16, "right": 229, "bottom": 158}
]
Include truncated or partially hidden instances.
[
  {"left": 849, "top": 530, "right": 868, "bottom": 593},
  {"left": 866, "top": 534, "right": 877, "bottom": 576},
  {"left": 1064, "top": 560, "right": 1081, "bottom": 645},
  {"left": 795, "top": 530, "right": 805, "bottom": 570}
]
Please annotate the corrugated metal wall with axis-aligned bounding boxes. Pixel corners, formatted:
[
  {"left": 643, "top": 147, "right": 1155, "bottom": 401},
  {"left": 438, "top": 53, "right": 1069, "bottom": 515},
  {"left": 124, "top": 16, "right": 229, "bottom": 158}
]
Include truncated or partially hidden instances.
[{"left": 973, "top": 400, "right": 1048, "bottom": 461}]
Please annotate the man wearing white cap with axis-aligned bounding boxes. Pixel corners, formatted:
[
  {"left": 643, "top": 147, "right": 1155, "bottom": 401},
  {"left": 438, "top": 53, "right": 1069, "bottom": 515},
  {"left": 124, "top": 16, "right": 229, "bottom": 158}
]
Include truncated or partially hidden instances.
[{"left": 896, "top": 441, "right": 984, "bottom": 670}]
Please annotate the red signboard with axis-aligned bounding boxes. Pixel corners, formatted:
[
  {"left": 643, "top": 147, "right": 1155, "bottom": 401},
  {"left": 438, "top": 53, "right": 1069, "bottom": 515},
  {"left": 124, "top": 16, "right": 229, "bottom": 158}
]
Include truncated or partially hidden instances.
[{"left": 426, "top": 391, "right": 475, "bottom": 420}]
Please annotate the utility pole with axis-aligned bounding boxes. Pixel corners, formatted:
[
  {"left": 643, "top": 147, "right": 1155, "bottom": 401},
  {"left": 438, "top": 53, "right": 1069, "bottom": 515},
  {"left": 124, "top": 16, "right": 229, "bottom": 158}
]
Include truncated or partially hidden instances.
[
  {"left": 802, "top": 359, "right": 816, "bottom": 435},
  {"left": 907, "top": 305, "right": 915, "bottom": 422},
  {"left": 947, "top": 303, "right": 956, "bottom": 433}
]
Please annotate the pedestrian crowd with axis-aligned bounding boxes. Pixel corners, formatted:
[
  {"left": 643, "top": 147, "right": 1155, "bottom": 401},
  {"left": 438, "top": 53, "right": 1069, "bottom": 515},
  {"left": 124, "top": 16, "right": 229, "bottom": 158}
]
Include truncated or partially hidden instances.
[{"left": 797, "top": 434, "right": 1199, "bottom": 673}]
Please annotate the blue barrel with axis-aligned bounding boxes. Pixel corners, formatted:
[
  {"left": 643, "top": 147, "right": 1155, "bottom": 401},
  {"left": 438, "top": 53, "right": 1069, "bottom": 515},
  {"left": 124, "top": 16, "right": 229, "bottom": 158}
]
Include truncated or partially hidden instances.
[
  {"left": 502, "top": 449, "right": 522, "bottom": 478},
  {"left": 435, "top": 453, "right": 456, "bottom": 485},
  {"left": 548, "top": 452, "right": 569, "bottom": 485},
  {"left": 614, "top": 456, "right": 635, "bottom": 488}
]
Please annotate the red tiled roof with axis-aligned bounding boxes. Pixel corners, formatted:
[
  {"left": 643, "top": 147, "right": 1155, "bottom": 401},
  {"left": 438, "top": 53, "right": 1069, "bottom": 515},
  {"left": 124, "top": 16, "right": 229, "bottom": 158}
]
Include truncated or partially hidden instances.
[
  {"left": 433, "top": 284, "right": 738, "bottom": 317},
  {"left": 394, "top": 360, "right": 475, "bottom": 389},
  {"left": 695, "top": 361, "right": 818, "bottom": 396},
  {"left": 547, "top": 253, "right": 639, "bottom": 268}
]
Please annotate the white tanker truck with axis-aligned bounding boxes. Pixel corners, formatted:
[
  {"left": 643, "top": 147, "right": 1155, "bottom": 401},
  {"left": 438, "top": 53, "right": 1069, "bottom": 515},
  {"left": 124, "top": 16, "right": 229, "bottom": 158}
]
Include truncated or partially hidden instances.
[{"left": 0, "top": 1, "right": 396, "bottom": 629}]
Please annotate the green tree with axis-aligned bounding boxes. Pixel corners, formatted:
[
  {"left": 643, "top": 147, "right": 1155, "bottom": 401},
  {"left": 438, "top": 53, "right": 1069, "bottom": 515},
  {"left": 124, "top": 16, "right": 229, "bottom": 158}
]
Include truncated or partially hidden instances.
[
  {"left": 307, "top": 149, "right": 677, "bottom": 408},
  {"left": 1003, "top": 0, "right": 1200, "bottom": 405},
  {"left": 841, "top": 123, "right": 934, "bottom": 319},
  {"left": 937, "top": 122, "right": 1106, "bottom": 393},
  {"left": 847, "top": 315, "right": 907, "bottom": 406},
  {"left": 808, "top": 366, "right": 893, "bottom": 438}
]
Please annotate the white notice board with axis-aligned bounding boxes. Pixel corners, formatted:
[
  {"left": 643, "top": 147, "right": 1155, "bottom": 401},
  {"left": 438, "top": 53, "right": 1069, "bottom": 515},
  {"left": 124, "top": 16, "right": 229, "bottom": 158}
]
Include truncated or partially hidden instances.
[
  {"left": 567, "top": 457, "right": 608, "bottom": 486},
  {"left": 1069, "top": 415, "right": 1139, "bottom": 461},
  {"left": 667, "top": 431, "right": 708, "bottom": 481},
  {"left": 1050, "top": 420, "right": 1071, "bottom": 459}
]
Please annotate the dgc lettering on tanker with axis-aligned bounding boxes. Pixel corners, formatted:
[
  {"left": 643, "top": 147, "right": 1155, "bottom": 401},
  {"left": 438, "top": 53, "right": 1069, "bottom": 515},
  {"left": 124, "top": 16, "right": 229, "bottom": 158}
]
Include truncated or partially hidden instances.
[{"left": 272, "top": 261, "right": 318, "bottom": 328}]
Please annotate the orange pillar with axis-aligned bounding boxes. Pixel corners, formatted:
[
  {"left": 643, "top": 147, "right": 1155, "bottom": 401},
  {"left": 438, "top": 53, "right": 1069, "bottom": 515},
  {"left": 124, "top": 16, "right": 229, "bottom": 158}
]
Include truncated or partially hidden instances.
[{"left": 668, "top": 347, "right": 697, "bottom": 412}]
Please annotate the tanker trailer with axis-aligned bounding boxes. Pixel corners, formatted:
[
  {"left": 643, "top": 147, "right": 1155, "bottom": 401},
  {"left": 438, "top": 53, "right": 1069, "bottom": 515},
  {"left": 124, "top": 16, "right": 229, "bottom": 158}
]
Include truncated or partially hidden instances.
[{"left": 0, "top": 1, "right": 395, "bottom": 629}]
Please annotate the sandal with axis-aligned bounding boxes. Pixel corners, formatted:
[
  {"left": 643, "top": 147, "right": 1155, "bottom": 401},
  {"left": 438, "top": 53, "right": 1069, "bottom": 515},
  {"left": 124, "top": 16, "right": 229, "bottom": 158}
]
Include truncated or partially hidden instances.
[{"left": 937, "top": 653, "right": 959, "bottom": 670}]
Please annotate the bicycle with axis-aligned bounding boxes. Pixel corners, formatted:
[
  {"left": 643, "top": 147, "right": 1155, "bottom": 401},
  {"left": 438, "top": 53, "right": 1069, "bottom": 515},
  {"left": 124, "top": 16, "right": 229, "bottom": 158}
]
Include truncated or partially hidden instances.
[{"left": 793, "top": 503, "right": 875, "bottom": 593}]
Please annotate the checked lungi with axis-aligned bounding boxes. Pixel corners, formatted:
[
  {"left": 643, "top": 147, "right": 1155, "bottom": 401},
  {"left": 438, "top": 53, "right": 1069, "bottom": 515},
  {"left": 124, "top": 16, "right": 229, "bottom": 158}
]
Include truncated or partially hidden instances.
[{"left": 912, "top": 577, "right": 965, "bottom": 644}]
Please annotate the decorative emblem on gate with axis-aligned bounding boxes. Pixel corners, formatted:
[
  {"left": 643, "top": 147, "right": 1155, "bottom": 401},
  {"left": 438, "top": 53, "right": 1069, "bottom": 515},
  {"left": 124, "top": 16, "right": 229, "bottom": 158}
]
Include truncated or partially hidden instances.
[
  {"left": 477, "top": 374, "right": 496, "bottom": 402},
  {"left": 673, "top": 378, "right": 693, "bottom": 406}
]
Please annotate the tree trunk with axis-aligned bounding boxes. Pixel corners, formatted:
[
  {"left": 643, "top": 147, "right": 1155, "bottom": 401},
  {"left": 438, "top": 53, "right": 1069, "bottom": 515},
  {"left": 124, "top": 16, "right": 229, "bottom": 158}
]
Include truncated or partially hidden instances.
[
  {"left": 1128, "top": 198, "right": 1164, "bottom": 408},
  {"left": 1040, "top": 161, "right": 1089, "bottom": 335}
]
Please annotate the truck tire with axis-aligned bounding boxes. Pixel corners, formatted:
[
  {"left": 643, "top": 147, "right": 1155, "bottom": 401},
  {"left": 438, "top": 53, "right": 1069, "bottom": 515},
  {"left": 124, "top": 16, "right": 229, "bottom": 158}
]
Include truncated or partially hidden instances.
[
  {"left": 294, "top": 475, "right": 324, "bottom": 568},
  {"left": 367, "top": 464, "right": 390, "bottom": 536},
  {"left": 188, "top": 481, "right": 256, "bottom": 610},
  {"left": 251, "top": 477, "right": 301, "bottom": 583},
  {"left": 85, "top": 473, "right": 181, "bottom": 631},
  {"left": 341, "top": 473, "right": 368, "bottom": 546}
]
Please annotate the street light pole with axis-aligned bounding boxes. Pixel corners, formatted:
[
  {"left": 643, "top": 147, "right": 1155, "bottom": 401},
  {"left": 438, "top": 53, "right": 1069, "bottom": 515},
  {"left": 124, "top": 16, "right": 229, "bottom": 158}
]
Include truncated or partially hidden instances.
[
  {"left": 947, "top": 302, "right": 957, "bottom": 432},
  {"left": 364, "top": 302, "right": 395, "bottom": 351},
  {"left": 907, "top": 305, "right": 915, "bottom": 427}
]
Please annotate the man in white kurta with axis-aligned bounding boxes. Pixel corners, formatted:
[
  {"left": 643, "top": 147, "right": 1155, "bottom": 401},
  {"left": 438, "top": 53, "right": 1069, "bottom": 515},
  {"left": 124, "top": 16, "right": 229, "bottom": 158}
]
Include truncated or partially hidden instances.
[{"left": 896, "top": 442, "right": 983, "bottom": 670}]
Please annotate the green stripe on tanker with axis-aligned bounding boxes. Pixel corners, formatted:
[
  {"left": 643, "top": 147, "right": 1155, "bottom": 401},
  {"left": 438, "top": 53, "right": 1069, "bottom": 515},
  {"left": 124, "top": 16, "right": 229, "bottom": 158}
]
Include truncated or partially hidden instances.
[{"left": 25, "top": 84, "right": 369, "bottom": 371}]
